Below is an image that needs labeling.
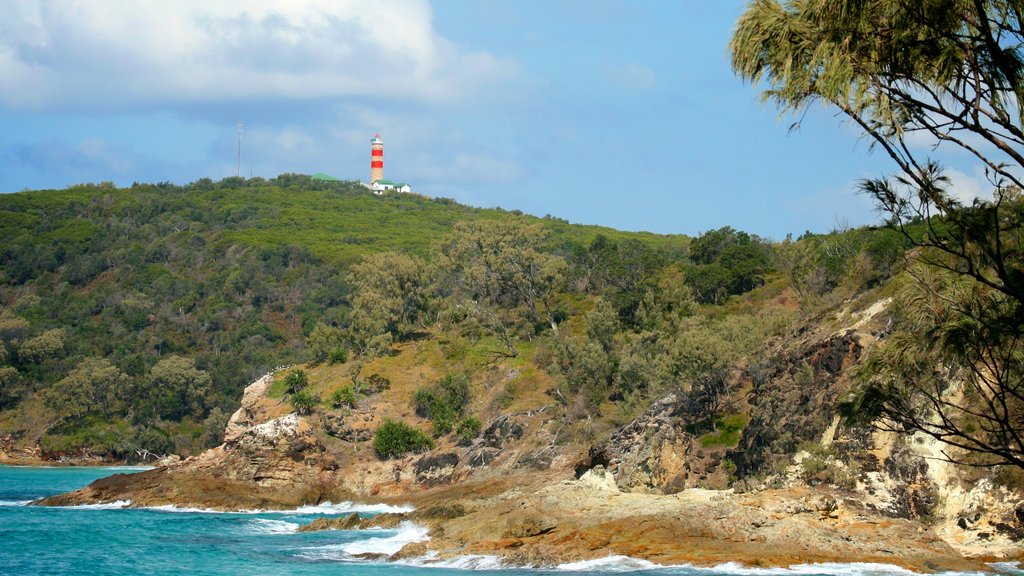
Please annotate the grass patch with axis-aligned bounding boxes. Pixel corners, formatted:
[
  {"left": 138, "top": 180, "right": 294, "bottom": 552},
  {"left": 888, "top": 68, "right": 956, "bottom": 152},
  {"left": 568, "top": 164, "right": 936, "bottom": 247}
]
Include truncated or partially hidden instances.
[{"left": 697, "top": 413, "right": 748, "bottom": 447}]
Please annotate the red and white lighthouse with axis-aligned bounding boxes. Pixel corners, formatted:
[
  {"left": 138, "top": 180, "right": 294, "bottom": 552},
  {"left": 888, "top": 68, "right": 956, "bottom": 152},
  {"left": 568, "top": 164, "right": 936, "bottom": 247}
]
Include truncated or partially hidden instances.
[{"left": 370, "top": 133, "right": 384, "bottom": 183}]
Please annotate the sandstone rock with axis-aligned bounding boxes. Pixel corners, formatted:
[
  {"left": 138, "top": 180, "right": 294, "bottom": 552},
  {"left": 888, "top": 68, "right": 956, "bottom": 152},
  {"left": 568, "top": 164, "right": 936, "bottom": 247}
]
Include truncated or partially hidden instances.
[
  {"left": 414, "top": 503, "right": 467, "bottom": 520},
  {"left": 156, "top": 454, "right": 181, "bottom": 467},
  {"left": 224, "top": 372, "right": 276, "bottom": 442},
  {"left": 505, "top": 514, "right": 555, "bottom": 538},
  {"left": 481, "top": 415, "right": 524, "bottom": 448},
  {"left": 297, "top": 513, "right": 365, "bottom": 532},
  {"left": 414, "top": 452, "right": 459, "bottom": 485},
  {"left": 589, "top": 392, "right": 716, "bottom": 493}
]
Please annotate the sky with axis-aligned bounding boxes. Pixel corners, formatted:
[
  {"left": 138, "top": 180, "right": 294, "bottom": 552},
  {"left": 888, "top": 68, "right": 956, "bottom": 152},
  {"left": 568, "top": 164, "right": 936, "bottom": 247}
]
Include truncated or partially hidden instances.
[{"left": 0, "top": 0, "right": 994, "bottom": 239}]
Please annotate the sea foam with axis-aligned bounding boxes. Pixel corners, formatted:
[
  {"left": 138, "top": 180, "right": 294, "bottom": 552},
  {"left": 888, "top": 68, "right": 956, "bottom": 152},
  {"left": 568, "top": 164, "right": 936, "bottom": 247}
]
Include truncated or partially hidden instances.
[
  {"left": 291, "top": 501, "right": 415, "bottom": 515},
  {"left": 63, "top": 500, "right": 132, "bottom": 510},
  {"left": 139, "top": 500, "right": 413, "bottom": 515},
  {"left": 557, "top": 555, "right": 659, "bottom": 571},
  {"left": 247, "top": 518, "right": 300, "bottom": 534},
  {"left": 298, "top": 520, "right": 430, "bottom": 562}
]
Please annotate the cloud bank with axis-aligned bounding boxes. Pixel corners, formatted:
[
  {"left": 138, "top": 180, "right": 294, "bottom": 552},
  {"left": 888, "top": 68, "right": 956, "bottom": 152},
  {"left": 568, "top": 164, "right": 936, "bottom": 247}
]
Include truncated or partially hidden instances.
[{"left": 0, "top": 0, "right": 516, "bottom": 110}]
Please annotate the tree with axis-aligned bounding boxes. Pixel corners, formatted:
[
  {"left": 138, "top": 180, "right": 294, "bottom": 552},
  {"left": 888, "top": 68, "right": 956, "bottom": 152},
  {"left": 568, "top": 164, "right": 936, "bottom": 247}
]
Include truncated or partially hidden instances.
[
  {"left": 306, "top": 323, "right": 346, "bottom": 365},
  {"left": 0, "top": 365, "right": 23, "bottom": 410},
  {"left": 348, "top": 252, "right": 433, "bottom": 351},
  {"left": 44, "top": 357, "right": 130, "bottom": 422},
  {"left": 733, "top": 0, "right": 1024, "bottom": 468},
  {"left": 147, "top": 355, "right": 211, "bottom": 420},
  {"left": 438, "top": 219, "right": 566, "bottom": 335},
  {"left": 16, "top": 329, "right": 65, "bottom": 364}
]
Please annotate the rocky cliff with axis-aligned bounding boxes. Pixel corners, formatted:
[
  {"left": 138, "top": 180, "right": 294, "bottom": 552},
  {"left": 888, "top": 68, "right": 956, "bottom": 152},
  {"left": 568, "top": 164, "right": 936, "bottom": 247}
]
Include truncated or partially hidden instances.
[{"left": 35, "top": 296, "right": 1024, "bottom": 570}]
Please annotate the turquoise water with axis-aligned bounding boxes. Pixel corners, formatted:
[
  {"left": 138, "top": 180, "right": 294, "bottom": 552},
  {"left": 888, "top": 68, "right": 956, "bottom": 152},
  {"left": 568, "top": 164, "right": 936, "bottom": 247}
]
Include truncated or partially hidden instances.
[{"left": 1, "top": 466, "right": 1020, "bottom": 576}]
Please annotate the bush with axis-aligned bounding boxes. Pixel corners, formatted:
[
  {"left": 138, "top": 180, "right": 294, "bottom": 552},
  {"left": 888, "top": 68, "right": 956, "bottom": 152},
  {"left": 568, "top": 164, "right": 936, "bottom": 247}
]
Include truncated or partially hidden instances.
[
  {"left": 328, "top": 348, "right": 349, "bottom": 364},
  {"left": 456, "top": 416, "right": 482, "bottom": 443},
  {"left": 364, "top": 373, "right": 391, "bottom": 393},
  {"left": 284, "top": 369, "right": 308, "bottom": 394},
  {"left": 330, "top": 385, "right": 358, "bottom": 409},
  {"left": 290, "top": 390, "right": 320, "bottom": 415},
  {"left": 373, "top": 418, "right": 434, "bottom": 458},
  {"left": 413, "top": 373, "right": 470, "bottom": 437}
]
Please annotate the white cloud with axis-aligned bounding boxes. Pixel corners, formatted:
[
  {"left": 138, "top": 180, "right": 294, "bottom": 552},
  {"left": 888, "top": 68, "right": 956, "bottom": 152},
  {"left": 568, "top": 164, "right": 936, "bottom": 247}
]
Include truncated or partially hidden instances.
[
  {"left": 0, "top": 0, "right": 517, "bottom": 110},
  {"left": 944, "top": 167, "right": 992, "bottom": 204}
]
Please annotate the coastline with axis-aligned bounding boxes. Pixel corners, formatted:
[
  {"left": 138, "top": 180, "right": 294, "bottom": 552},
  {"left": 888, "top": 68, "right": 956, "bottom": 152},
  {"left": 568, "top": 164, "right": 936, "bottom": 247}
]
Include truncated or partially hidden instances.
[{"left": 32, "top": 463, "right": 1021, "bottom": 573}]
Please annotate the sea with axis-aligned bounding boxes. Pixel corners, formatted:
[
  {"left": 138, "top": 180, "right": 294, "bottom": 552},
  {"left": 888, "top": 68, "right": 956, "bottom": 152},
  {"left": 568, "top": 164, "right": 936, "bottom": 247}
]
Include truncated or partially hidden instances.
[{"left": 1, "top": 466, "right": 1021, "bottom": 576}]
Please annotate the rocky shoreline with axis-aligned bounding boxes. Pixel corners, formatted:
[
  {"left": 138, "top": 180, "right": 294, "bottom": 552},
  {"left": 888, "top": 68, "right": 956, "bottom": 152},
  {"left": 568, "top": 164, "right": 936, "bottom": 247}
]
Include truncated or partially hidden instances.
[
  {"left": 34, "top": 458, "right": 1021, "bottom": 573},
  {"left": 30, "top": 304, "right": 1024, "bottom": 573}
]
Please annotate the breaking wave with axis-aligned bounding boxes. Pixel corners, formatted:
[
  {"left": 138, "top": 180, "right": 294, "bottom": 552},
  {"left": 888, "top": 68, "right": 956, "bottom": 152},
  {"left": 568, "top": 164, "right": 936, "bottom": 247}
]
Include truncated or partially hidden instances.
[
  {"left": 247, "top": 518, "right": 300, "bottom": 534},
  {"left": 298, "top": 521, "right": 430, "bottom": 561}
]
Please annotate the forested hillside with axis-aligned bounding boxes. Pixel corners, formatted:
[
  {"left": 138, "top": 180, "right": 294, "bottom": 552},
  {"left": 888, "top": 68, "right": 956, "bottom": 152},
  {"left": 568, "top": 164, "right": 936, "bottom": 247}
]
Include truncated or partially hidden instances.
[
  {"left": 0, "top": 174, "right": 911, "bottom": 462},
  {"left": 0, "top": 176, "right": 685, "bottom": 457}
]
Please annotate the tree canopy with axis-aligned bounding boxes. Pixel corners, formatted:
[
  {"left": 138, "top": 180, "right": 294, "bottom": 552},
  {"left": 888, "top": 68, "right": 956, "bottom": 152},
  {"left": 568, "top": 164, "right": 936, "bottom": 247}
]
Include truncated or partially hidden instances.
[{"left": 733, "top": 0, "right": 1024, "bottom": 468}]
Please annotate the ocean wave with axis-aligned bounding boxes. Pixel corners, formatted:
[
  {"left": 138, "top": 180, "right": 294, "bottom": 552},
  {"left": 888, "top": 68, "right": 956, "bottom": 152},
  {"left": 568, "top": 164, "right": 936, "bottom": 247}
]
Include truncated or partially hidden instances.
[
  {"left": 63, "top": 500, "right": 132, "bottom": 510},
  {"left": 557, "top": 555, "right": 659, "bottom": 571},
  {"left": 247, "top": 518, "right": 300, "bottom": 534},
  {"left": 397, "top": 553, "right": 507, "bottom": 571},
  {"left": 291, "top": 501, "right": 414, "bottom": 515},
  {"left": 139, "top": 500, "right": 413, "bottom": 515},
  {"left": 0, "top": 500, "right": 32, "bottom": 506},
  {"left": 298, "top": 520, "right": 430, "bottom": 561},
  {"left": 391, "top": 554, "right": 1017, "bottom": 574}
]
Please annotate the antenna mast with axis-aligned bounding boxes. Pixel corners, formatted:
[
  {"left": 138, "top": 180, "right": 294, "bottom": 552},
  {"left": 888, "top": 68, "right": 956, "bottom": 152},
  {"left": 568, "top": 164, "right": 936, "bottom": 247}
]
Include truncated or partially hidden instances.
[{"left": 236, "top": 122, "right": 245, "bottom": 178}]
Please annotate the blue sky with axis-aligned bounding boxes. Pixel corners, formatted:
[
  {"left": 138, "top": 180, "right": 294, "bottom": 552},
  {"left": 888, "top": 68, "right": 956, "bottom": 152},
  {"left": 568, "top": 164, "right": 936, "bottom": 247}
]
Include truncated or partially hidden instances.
[{"left": 0, "top": 0, "right": 991, "bottom": 239}]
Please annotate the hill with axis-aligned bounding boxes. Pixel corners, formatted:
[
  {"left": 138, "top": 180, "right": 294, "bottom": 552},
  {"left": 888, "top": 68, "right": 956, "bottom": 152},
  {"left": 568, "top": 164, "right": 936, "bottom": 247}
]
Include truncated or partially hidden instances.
[
  {"left": 0, "top": 175, "right": 688, "bottom": 458},
  {"left": 10, "top": 174, "right": 1024, "bottom": 566}
]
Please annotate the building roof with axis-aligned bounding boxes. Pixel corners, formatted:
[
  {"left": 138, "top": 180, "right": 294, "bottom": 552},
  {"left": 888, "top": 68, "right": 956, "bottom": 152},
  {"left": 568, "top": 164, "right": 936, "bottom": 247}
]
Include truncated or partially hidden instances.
[{"left": 311, "top": 172, "right": 340, "bottom": 181}]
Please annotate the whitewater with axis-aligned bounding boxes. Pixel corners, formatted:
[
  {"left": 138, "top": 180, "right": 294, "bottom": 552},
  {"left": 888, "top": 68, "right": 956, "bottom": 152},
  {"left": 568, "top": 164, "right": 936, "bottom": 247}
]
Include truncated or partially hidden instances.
[{"left": 2, "top": 466, "right": 1021, "bottom": 576}]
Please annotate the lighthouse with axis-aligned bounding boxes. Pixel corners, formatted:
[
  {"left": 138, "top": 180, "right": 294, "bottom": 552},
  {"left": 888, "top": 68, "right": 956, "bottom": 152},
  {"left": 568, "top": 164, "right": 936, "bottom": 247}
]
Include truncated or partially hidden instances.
[
  {"left": 370, "top": 133, "right": 384, "bottom": 183},
  {"left": 364, "top": 133, "right": 412, "bottom": 194}
]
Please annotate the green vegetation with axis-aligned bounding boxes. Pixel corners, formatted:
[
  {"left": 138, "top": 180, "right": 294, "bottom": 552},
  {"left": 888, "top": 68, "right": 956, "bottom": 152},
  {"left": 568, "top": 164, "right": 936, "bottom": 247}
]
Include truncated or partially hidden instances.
[
  {"left": 373, "top": 418, "right": 435, "bottom": 458},
  {"left": 0, "top": 171, "right": 969, "bottom": 468},
  {"left": 290, "top": 389, "right": 320, "bottom": 415},
  {"left": 414, "top": 374, "right": 472, "bottom": 437},
  {"left": 698, "top": 413, "right": 748, "bottom": 448},
  {"left": 733, "top": 0, "right": 1024, "bottom": 469},
  {"left": 329, "top": 385, "right": 358, "bottom": 409},
  {"left": 283, "top": 369, "right": 309, "bottom": 394},
  {"left": 456, "top": 416, "right": 482, "bottom": 443}
]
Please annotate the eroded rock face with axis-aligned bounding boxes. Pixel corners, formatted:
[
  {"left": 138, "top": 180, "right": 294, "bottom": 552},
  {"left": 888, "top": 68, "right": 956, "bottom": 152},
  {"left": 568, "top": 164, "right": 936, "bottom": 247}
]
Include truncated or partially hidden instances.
[
  {"left": 321, "top": 413, "right": 373, "bottom": 443},
  {"left": 465, "top": 414, "right": 527, "bottom": 468},
  {"left": 223, "top": 372, "right": 276, "bottom": 442},
  {"left": 414, "top": 452, "right": 459, "bottom": 485},
  {"left": 590, "top": 393, "right": 728, "bottom": 493}
]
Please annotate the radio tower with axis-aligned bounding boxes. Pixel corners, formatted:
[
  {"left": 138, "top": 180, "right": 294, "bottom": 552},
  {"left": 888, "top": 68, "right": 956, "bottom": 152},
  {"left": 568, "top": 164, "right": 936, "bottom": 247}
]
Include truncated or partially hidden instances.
[
  {"left": 370, "top": 133, "right": 383, "bottom": 183},
  {"left": 236, "top": 122, "right": 245, "bottom": 178}
]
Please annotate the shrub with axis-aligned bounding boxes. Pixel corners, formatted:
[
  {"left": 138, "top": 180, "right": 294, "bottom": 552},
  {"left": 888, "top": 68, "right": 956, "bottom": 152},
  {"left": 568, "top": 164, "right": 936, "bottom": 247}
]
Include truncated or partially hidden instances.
[
  {"left": 290, "top": 390, "right": 319, "bottom": 415},
  {"left": 456, "top": 416, "right": 482, "bottom": 443},
  {"left": 328, "top": 348, "right": 349, "bottom": 364},
  {"left": 284, "top": 369, "right": 309, "bottom": 394},
  {"left": 329, "top": 385, "right": 358, "bottom": 409},
  {"left": 373, "top": 418, "right": 434, "bottom": 458},
  {"left": 364, "top": 373, "right": 391, "bottom": 393},
  {"left": 414, "top": 373, "right": 470, "bottom": 437}
]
